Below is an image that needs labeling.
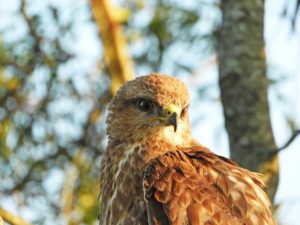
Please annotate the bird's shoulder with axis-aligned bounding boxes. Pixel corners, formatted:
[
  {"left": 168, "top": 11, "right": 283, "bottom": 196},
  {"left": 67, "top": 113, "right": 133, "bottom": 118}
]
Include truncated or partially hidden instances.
[{"left": 143, "top": 146, "right": 276, "bottom": 225}]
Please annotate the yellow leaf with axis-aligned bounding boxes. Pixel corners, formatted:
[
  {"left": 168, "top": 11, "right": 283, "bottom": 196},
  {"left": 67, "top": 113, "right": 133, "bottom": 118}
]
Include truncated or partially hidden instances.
[
  {"left": 0, "top": 119, "right": 11, "bottom": 158},
  {"left": 90, "top": 109, "right": 101, "bottom": 124},
  {"left": 6, "top": 76, "right": 20, "bottom": 90},
  {"left": 111, "top": 7, "right": 130, "bottom": 23},
  {"left": 0, "top": 73, "right": 20, "bottom": 90},
  {"left": 79, "top": 193, "right": 95, "bottom": 209}
]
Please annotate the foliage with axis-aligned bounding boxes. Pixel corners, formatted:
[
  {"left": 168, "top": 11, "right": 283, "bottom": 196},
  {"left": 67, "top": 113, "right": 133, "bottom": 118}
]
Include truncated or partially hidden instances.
[
  {"left": 0, "top": 0, "right": 219, "bottom": 224},
  {"left": 0, "top": 0, "right": 107, "bottom": 224},
  {"left": 122, "top": 0, "right": 219, "bottom": 73},
  {"left": 1, "top": 0, "right": 298, "bottom": 224}
]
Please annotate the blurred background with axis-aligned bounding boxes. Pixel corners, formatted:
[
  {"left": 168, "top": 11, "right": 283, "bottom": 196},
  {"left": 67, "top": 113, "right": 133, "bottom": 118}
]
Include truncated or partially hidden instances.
[{"left": 0, "top": 0, "right": 299, "bottom": 224}]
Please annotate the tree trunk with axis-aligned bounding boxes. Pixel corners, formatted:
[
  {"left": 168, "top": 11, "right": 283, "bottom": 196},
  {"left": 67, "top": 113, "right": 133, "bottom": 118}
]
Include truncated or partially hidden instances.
[{"left": 218, "top": 0, "right": 279, "bottom": 201}]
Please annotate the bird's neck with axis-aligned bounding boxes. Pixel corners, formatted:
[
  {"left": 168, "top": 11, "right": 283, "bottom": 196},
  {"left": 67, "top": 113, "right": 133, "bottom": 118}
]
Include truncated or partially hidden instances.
[
  {"left": 101, "top": 135, "right": 196, "bottom": 224},
  {"left": 109, "top": 127, "right": 195, "bottom": 164}
]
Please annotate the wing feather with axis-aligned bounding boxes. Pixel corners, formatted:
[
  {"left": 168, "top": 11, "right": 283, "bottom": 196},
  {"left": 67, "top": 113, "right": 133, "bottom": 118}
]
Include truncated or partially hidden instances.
[{"left": 143, "top": 146, "right": 276, "bottom": 225}]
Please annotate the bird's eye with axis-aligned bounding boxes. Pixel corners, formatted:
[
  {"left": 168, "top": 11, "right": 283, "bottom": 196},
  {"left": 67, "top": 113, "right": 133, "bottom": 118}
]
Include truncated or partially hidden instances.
[{"left": 138, "top": 99, "right": 154, "bottom": 112}]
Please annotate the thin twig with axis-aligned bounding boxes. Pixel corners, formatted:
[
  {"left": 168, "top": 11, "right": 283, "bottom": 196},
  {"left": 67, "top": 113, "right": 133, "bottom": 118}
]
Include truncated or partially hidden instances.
[
  {"left": 20, "top": 0, "right": 42, "bottom": 53},
  {"left": 268, "top": 129, "right": 300, "bottom": 155},
  {"left": 3, "top": 147, "right": 72, "bottom": 194}
]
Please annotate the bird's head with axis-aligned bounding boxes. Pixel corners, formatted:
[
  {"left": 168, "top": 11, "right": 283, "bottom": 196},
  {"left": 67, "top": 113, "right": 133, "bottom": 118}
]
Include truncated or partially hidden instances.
[{"left": 107, "top": 73, "right": 192, "bottom": 146}]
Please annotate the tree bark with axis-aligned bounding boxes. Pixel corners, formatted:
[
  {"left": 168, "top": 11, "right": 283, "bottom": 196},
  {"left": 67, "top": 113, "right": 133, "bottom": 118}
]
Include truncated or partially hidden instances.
[{"left": 218, "top": 0, "right": 279, "bottom": 201}]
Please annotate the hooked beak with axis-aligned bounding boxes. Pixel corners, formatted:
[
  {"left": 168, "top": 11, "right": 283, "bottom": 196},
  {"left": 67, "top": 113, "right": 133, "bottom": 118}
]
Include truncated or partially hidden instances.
[
  {"left": 167, "top": 112, "right": 178, "bottom": 132},
  {"left": 160, "top": 104, "right": 180, "bottom": 132}
]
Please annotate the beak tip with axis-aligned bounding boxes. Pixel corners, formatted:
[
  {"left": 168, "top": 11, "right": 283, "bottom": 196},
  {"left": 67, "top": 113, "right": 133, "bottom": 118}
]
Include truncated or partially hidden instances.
[{"left": 168, "top": 112, "right": 178, "bottom": 132}]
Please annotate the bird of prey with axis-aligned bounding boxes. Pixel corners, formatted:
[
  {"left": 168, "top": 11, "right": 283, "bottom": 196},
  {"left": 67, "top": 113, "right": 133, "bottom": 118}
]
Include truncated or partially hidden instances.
[{"left": 99, "top": 74, "right": 276, "bottom": 225}]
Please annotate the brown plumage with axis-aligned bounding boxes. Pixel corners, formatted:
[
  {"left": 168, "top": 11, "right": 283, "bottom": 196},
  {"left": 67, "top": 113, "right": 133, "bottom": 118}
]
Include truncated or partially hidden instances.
[{"left": 99, "top": 73, "right": 276, "bottom": 225}]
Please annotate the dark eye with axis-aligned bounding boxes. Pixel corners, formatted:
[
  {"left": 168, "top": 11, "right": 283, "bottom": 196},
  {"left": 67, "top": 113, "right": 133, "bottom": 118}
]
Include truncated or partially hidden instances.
[{"left": 138, "top": 99, "right": 154, "bottom": 112}]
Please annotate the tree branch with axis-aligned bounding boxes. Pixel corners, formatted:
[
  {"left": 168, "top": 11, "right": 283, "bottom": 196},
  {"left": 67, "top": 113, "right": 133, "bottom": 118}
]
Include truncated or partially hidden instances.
[
  {"left": 90, "top": 0, "right": 135, "bottom": 95},
  {"left": 3, "top": 147, "right": 72, "bottom": 194},
  {"left": 292, "top": 0, "right": 300, "bottom": 30},
  {"left": 268, "top": 129, "right": 300, "bottom": 155},
  {"left": 0, "top": 208, "right": 32, "bottom": 225},
  {"left": 61, "top": 166, "right": 77, "bottom": 225},
  {"left": 20, "top": 0, "right": 42, "bottom": 53}
]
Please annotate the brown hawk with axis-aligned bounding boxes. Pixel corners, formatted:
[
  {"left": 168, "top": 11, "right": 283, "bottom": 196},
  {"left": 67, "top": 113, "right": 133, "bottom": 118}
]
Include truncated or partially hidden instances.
[{"left": 99, "top": 74, "right": 276, "bottom": 225}]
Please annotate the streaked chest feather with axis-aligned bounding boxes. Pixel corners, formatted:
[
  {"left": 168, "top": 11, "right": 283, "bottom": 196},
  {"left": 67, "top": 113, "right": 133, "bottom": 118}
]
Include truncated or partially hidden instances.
[{"left": 99, "top": 144, "right": 147, "bottom": 225}]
